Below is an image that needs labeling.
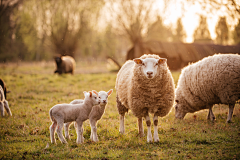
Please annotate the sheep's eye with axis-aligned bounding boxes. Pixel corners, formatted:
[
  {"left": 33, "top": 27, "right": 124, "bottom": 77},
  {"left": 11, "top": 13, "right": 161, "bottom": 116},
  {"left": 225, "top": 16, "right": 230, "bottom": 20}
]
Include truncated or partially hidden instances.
[
  {"left": 155, "top": 63, "right": 158, "bottom": 66},
  {"left": 95, "top": 97, "right": 97, "bottom": 99},
  {"left": 99, "top": 97, "right": 101, "bottom": 98},
  {"left": 142, "top": 63, "right": 145, "bottom": 66}
]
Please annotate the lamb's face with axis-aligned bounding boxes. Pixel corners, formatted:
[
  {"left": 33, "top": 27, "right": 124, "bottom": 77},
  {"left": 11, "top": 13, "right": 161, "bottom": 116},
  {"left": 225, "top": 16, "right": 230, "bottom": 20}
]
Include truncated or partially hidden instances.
[
  {"left": 98, "top": 89, "right": 113, "bottom": 106},
  {"left": 174, "top": 99, "right": 187, "bottom": 119},
  {"left": 134, "top": 58, "right": 167, "bottom": 79},
  {"left": 84, "top": 91, "right": 100, "bottom": 105}
]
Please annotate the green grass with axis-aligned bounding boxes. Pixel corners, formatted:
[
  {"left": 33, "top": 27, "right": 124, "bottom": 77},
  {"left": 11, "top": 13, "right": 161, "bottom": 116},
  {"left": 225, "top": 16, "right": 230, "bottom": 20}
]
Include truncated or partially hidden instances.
[{"left": 0, "top": 62, "right": 240, "bottom": 159}]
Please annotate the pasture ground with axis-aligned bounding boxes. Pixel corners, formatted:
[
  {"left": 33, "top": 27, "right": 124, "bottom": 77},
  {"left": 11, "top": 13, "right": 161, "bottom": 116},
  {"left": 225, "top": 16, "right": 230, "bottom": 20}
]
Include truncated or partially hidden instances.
[{"left": 0, "top": 61, "right": 240, "bottom": 159}]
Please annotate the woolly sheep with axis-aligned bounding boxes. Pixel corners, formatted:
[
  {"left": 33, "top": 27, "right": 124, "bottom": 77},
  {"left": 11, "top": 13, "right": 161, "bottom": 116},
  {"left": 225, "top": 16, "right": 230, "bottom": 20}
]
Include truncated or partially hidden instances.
[
  {"left": 54, "top": 55, "right": 76, "bottom": 74},
  {"left": 175, "top": 54, "right": 240, "bottom": 123},
  {"left": 0, "top": 79, "right": 12, "bottom": 117},
  {"left": 115, "top": 54, "right": 175, "bottom": 142},
  {"left": 49, "top": 91, "right": 99, "bottom": 144},
  {"left": 65, "top": 89, "right": 113, "bottom": 142}
]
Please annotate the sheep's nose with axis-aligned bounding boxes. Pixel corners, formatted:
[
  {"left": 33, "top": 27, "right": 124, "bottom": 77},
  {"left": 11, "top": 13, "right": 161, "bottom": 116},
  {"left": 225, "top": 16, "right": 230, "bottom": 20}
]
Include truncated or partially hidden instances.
[
  {"left": 147, "top": 71, "right": 153, "bottom": 76},
  {"left": 103, "top": 100, "right": 106, "bottom": 103}
]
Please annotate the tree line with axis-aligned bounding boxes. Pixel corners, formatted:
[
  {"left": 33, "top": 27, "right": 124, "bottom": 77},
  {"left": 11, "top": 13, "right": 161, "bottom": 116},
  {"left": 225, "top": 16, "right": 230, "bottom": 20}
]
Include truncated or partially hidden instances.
[{"left": 0, "top": 0, "right": 240, "bottom": 62}]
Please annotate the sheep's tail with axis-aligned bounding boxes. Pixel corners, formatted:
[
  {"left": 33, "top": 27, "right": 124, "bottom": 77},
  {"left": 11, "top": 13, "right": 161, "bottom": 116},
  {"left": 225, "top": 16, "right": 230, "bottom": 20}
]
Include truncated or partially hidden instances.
[{"left": 49, "top": 108, "right": 55, "bottom": 122}]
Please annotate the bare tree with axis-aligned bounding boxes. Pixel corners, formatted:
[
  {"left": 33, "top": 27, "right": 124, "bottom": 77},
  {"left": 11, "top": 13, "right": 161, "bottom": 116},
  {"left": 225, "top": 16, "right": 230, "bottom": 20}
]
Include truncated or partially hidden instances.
[{"left": 215, "top": 17, "right": 229, "bottom": 45}]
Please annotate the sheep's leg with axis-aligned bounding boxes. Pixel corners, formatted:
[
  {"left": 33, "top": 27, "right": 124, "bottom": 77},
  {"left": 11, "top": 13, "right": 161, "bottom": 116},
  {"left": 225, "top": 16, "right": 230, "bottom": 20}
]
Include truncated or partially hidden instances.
[
  {"left": 56, "top": 120, "right": 67, "bottom": 144},
  {"left": 0, "top": 102, "right": 4, "bottom": 117},
  {"left": 3, "top": 100, "right": 12, "bottom": 116},
  {"left": 116, "top": 95, "right": 128, "bottom": 134},
  {"left": 153, "top": 115, "right": 159, "bottom": 142},
  {"left": 227, "top": 104, "right": 235, "bottom": 123},
  {"left": 138, "top": 117, "right": 144, "bottom": 137},
  {"left": 64, "top": 122, "right": 72, "bottom": 140},
  {"left": 50, "top": 122, "right": 57, "bottom": 144},
  {"left": 90, "top": 119, "right": 98, "bottom": 142},
  {"left": 145, "top": 115, "right": 152, "bottom": 143},
  {"left": 207, "top": 105, "right": 215, "bottom": 122},
  {"left": 76, "top": 121, "right": 84, "bottom": 144},
  {"left": 119, "top": 114, "right": 125, "bottom": 134}
]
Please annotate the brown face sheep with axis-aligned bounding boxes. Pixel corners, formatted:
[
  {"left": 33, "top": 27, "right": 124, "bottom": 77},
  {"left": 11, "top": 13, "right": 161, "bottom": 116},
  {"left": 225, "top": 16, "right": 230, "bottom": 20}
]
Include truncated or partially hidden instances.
[
  {"left": 175, "top": 54, "right": 240, "bottom": 123},
  {"left": 54, "top": 56, "right": 76, "bottom": 74},
  {"left": 115, "top": 54, "right": 175, "bottom": 142}
]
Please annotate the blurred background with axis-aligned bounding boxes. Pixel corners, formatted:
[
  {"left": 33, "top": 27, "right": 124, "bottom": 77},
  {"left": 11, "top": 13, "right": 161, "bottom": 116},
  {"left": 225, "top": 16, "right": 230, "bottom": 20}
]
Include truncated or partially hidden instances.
[{"left": 0, "top": 0, "right": 240, "bottom": 70}]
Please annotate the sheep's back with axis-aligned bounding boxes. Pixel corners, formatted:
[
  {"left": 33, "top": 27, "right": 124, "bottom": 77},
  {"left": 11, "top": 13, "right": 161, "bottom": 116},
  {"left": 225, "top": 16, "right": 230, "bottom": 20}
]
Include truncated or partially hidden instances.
[
  {"left": 177, "top": 54, "right": 240, "bottom": 109},
  {"left": 62, "top": 56, "right": 76, "bottom": 73},
  {"left": 115, "top": 60, "right": 134, "bottom": 109}
]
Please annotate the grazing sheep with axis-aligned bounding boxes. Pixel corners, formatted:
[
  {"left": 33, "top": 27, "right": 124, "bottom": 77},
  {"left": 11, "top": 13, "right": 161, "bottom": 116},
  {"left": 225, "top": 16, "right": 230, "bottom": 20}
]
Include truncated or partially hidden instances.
[
  {"left": 115, "top": 54, "right": 175, "bottom": 142},
  {"left": 65, "top": 89, "right": 113, "bottom": 142},
  {"left": 54, "top": 55, "right": 76, "bottom": 74},
  {"left": 175, "top": 54, "right": 240, "bottom": 123},
  {"left": 49, "top": 91, "right": 99, "bottom": 144},
  {"left": 0, "top": 79, "right": 12, "bottom": 117}
]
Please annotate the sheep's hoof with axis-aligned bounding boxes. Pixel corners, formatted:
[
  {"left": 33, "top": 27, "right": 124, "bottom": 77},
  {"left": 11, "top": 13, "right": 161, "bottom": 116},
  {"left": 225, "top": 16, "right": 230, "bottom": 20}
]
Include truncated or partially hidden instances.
[
  {"left": 227, "top": 120, "right": 232, "bottom": 123},
  {"left": 147, "top": 139, "right": 153, "bottom": 143}
]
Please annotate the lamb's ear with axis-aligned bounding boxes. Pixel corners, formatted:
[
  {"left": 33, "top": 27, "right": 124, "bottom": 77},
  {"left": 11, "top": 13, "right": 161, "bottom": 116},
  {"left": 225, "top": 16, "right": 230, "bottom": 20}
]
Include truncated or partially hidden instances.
[
  {"left": 107, "top": 89, "right": 113, "bottom": 96},
  {"left": 89, "top": 91, "right": 92, "bottom": 97},
  {"left": 83, "top": 91, "right": 87, "bottom": 97},
  {"left": 92, "top": 90, "right": 98, "bottom": 96},
  {"left": 158, "top": 58, "right": 167, "bottom": 64},
  {"left": 133, "top": 58, "right": 142, "bottom": 64}
]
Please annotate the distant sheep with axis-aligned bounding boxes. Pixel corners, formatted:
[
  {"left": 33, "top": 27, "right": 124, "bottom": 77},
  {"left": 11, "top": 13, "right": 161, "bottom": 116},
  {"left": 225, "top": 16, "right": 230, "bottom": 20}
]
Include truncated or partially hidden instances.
[
  {"left": 54, "top": 55, "right": 76, "bottom": 74},
  {"left": 49, "top": 91, "right": 99, "bottom": 144},
  {"left": 0, "top": 79, "right": 12, "bottom": 117},
  {"left": 115, "top": 54, "right": 175, "bottom": 142},
  {"left": 65, "top": 89, "right": 113, "bottom": 142},
  {"left": 175, "top": 54, "right": 240, "bottom": 123}
]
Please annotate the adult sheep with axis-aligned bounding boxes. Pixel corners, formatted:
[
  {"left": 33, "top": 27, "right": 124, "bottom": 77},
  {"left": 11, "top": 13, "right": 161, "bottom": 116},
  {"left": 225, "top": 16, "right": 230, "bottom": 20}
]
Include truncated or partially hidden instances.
[
  {"left": 175, "top": 54, "right": 240, "bottom": 123},
  {"left": 54, "top": 56, "right": 76, "bottom": 74},
  {"left": 115, "top": 54, "right": 175, "bottom": 142}
]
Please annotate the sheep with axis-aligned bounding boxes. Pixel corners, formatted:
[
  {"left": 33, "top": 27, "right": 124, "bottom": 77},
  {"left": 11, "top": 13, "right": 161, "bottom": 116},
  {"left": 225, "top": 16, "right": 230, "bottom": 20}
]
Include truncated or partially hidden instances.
[
  {"left": 49, "top": 91, "right": 99, "bottom": 144},
  {"left": 54, "top": 55, "right": 76, "bottom": 74},
  {"left": 0, "top": 79, "right": 12, "bottom": 117},
  {"left": 64, "top": 89, "right": 113, "bottom": 142},
  {"left": 115, "top": 54, "right": 175, "bottom": 142},
  {"left": 175, "top": 54, "right": 240, "bottom": 123}
]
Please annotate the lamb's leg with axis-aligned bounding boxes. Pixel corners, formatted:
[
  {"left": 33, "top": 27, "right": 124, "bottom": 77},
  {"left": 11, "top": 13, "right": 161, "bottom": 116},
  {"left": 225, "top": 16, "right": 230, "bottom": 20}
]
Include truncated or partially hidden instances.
[
  {"left": 56, "top": 120, "right": 67, "bottom": 144},
  {"left": 76, "top": 121, "right": 84, "bottom": 144},
  {"left": 153, "top": 115, "right": 159, "bottom": 142},
  {"left": 207, "top": 105, "right": 215, "bottom": 122},
  {"left": 145, "top": 115, "right": 153, "bottom": 143},
  {"left": 138, "top": 117, "right": 144, "bottom": 137},
  {"left": 64, "top": 122, "right": 72, "bottom": 140},
  {"left": 50, "top": 122, "right": 57, "bottom": 144},
  {"left": 0, "top": 102, "right": 4, "bottom": 117},
  {"left": 3, "top": 100, "right": 12, "bottom": 116},
  {"left": 227, "top": 104, "right": 235, "bottom": 123},
  {"left": 90, "top": 119, "right": 98, "bottom": 142}
]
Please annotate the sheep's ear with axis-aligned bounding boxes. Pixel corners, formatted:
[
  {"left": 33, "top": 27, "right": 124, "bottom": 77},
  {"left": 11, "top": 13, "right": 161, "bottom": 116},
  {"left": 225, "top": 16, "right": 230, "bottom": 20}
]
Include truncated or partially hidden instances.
[
  {"left": 92, "top": 90, "right": 98, "bottom": 96},
  {"left": 107, "top": 89, "right": 113, "bottom": 96},
  {"left": 89, "top": 91, "right": 92, "bottom": 97},
  {"left": 158, "top": 58, "right": 167, "bottom": 64},
  {"left": 133, "top": 58, "right": 142, "bottom": 64}
]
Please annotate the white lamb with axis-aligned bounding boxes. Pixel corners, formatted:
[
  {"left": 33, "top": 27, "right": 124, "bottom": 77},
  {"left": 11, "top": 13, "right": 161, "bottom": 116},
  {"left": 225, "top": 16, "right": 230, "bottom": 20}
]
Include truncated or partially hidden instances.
[
  {"left": 65, "top": 89, "right": 113, "bottom": 142},
  {"left": 49, "top": 91, "right": 99, "bottom": 144}
]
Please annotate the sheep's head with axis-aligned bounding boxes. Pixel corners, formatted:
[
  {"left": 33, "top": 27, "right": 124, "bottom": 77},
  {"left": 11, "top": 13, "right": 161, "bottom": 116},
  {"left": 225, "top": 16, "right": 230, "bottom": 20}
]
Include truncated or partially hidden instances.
[
  {"left": 174, "top": 99, "right": 188, "bottom": 119},
  {"left": 98, "top": 89, "right": 113, "bottom": 106},
  {"left": 133, "top": 57, "right": 167, "bottom": 79},
  {"left": 83, "top": 91, "right": 100, "bottom": 105}
]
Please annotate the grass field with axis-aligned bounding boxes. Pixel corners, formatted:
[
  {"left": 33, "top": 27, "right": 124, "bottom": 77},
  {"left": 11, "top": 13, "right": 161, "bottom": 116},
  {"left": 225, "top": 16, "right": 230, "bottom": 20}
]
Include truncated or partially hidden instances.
[{"left": 0, "top": 61, "right": 240, "bottom": 159}]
